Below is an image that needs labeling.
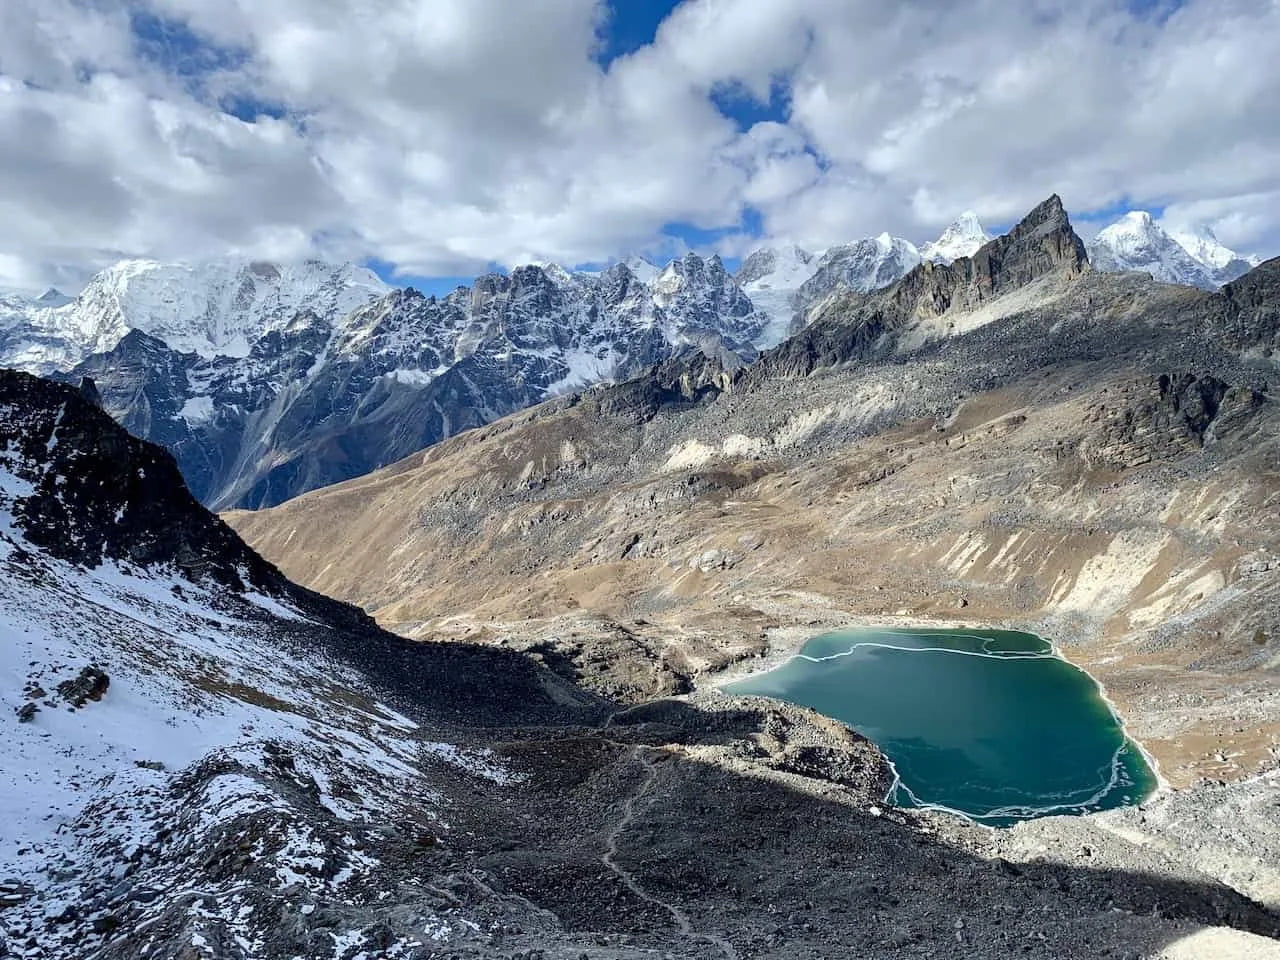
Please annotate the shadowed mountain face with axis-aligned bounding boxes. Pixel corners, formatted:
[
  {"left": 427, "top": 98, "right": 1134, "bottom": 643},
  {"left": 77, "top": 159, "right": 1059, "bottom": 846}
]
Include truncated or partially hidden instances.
[
  {"left": 51, "top": 255, "right": 767, "bottom": 510},
  {"left": 228, "top": 200, "right": 1280, "bottom": 795},
  {"left": 4, "top": 372, "right": 1280, "bottom": 960},
  {"left": 5, "top": 233, "right": 1280, "bottom": 954}
]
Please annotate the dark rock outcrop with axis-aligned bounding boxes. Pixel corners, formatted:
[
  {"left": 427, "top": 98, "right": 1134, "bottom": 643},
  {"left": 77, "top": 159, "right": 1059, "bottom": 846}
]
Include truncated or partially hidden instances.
[
  {"left": 1078, "top": 373, "right": 1268, "bottom": 470},
  {"left": 1220, "top": 256, "right": 1280, "bottom": 355},
  {"left": 58, "top": 257, "right": 766, "bottom": 509},
  {"left": 747, "top": 194, "right": 1089, "bottom": 383}
]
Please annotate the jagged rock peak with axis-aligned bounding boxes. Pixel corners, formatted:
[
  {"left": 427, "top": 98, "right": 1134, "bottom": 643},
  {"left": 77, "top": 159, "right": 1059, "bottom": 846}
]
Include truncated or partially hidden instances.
[{"left": 968, "top": 192, "right": 1089, "bottom": 288}]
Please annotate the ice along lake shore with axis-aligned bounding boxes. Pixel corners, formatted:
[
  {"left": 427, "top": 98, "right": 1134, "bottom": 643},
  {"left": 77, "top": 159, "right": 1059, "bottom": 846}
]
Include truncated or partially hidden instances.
[{"left": 719, "top": 625, "right": 1160, "bottom": 826}]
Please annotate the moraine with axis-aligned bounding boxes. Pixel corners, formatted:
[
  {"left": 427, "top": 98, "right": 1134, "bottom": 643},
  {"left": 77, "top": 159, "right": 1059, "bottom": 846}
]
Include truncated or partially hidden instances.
[{"left": 726, "top": 626, "right": 1158, "bottom": 826}]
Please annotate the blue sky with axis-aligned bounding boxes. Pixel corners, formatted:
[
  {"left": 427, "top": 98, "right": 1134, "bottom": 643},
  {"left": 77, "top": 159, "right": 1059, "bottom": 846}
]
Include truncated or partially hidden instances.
[
  {"left": 374, "top": 0, "right": 1167, "bottom": 298},
  {"left": 393, "top": 2, "right": 795, "bottom": 295},
  {"left": 390, "top": 0, "right": 767, "bottom": 296},
  {"left": 1, "top": 0, "right": 1274, "bottom": 295}
]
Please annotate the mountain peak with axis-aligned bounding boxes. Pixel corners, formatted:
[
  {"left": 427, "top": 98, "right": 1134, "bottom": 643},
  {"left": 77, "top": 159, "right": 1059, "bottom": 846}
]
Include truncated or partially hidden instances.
[
  {"left": 1167, "top": 222, "right": 1260, "bottom": 273},
  {"left": 1087, "top": 211, "right": 1219, "bottom": 288},
  {"left": 35, "top": 288, "right": 70, "bottom": 306},
  {"left": 922, "top": 210, "right": 991, "bottom": 264},
  {"left": 621, "top": 255, "right": 660, "bottom": 284}
]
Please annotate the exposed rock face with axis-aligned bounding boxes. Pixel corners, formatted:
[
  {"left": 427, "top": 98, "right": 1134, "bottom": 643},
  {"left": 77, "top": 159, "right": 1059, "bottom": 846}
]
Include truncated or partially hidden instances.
[
  {"left": 0, "top": 369, "right": 279, "bottom": 586},
  {"left": 790, "top": 233, "right": 923, "bottom": 334},
  {"left": 53, "top": 256, "right": 768, "bottom": 509},
  {"left": 964, "top": 193, "right": 1090, "bottom": 294},
  {"left": 55, "top": 666, "right": 109, "bottom": 708},
  {"left": 1077, "top": 373, "right": 1266, "bottom": 469},
  {"left": 1219, "top": 256, "right": 1280, "bottom": 353},
  {"left": 745, "top": 194, "right": 1089, "bottom": 382},
  {"left": 228, "top": 201, "right": 1280, "bottom": 799},
  {"left": 19, "top": 367, "right": 1280, "bottom": 959}
]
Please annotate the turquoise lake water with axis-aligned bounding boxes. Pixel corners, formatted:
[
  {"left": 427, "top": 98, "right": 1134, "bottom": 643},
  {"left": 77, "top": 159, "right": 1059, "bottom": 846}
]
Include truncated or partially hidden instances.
[{"left": 725, "top": 627, "right": 1157, "bottom": 826}]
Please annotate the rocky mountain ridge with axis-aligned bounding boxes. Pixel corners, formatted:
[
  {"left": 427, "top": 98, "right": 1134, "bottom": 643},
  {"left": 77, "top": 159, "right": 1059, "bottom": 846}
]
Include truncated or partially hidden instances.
[
  {"left": 0, "top": 259, "right": 391, "bottom": 374},
  {"left": 56, "top": 253, "right": 768, "bottom": 508},
  {"left": 227, "top": 195, "right": 1280, "bottom": 790},
  {"left": 5, "top": 371, "right": 1280, "bottom": 959},
  {"left": 4, "top": 202, "right": 1268, "bottom": 512},
  {"left": 13, "top": 369, "right": 1279, "bottom": 958}
]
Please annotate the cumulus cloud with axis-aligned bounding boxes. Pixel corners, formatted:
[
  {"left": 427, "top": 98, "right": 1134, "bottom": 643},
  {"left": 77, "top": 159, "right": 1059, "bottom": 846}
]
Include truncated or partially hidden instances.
[{"left": 0, "top": 0, "right": 1277, "bottom": 291}]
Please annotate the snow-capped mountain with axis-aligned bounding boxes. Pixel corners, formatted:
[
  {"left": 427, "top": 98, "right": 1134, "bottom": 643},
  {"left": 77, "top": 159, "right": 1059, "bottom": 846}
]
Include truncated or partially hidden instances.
[
  {"left": 1086, "top": 211, "right": 1257, "bottom": 289},
  {"left": 736, "top": 215, "right": 995, "bottom": 345},
  {"left": 1167, "top": 222, "right": 1260, "bottom": 285},
  {"left": 622, "top": 254, "right": 660, "bottom": 284},
  {"left": 785, "top": 233, "right": 923, "bottom": 336},
  {"left": 736, "top": 245, "right": 819, "bottom": 347},
  {"left": 53, "top": 254, "right": 767, "bottom": 508},
  {"left": 920, "top": 211, "right": 992, "bottom": 264},
  {"left": 0, "top": 369, "right": 600, "bottom": 958},
  {"left": 1, "top": 259, "right": 389, "bottom": 374}
]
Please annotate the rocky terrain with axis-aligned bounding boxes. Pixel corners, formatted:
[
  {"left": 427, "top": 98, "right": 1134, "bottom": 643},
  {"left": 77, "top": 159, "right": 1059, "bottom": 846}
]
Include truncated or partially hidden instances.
[
  {"left": 34, "top": 254, "right": 770, "bottom": 510},
  {"left": 219, "top": 197, "right": 1280, "bottom": 953},
  {"left": 0, "top": 212, "right": 1087, "bottom": 514},
  {"left": 0, "top": 372, "right": 1278, "bottom": 958}
]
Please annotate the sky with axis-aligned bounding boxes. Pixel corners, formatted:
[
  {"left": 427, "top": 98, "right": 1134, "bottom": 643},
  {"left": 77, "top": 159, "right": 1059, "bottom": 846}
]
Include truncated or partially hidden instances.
[{"left": 0, "top": 0, "right": 1278, "bottom": 295}]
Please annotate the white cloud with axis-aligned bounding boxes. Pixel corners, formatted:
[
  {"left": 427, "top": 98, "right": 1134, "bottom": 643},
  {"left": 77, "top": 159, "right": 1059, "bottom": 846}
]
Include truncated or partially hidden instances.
[{"left": 0, "top": 0, "right": 1277, "bottom": 291}]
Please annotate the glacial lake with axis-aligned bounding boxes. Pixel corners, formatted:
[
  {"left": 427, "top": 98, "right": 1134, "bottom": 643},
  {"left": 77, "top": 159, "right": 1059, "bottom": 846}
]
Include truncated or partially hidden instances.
[{"left": 726, "top": 627, "right": 1157, "bottom": 826}]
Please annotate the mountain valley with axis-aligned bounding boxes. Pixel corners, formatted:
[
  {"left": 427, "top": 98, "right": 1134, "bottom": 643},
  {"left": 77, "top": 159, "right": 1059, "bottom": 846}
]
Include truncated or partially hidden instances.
[{"left": 3, "top": 196, "right": 1280, "bottom": 959}]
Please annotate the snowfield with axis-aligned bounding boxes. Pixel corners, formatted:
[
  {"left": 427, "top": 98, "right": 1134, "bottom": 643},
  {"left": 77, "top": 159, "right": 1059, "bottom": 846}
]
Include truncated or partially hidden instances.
[{"left": 0, "top": 449, "right": 514, "bottom": 958}]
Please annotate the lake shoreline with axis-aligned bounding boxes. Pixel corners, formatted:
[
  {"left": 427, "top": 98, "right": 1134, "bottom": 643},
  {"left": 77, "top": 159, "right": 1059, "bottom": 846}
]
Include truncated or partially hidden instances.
[{"left": 701, "top": 615, "right": 1167, "bottom": 825}]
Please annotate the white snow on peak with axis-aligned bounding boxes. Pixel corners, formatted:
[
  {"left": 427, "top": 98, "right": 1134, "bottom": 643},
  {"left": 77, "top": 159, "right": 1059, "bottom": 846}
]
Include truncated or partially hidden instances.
[
  {"left": 814, "top": 235, "right": 922, "bottom": 294},
  {"left": 737, "top": 245, "right": 820, "bottom": 348},
  {"left": 1167, "top": 222, "right": 1261, "bottom": 272},
  {"left": 921, "top": 211, "right": 991, "bottom": 264},
  {"left": 2, "top": 259, "right": 390, "bottom": 373},
  {"left": 622, "top": 255, "right": 660, "bottom": 284},
  {"left": 1085, "top": 210, "right": 1245, "bottom": 289}
]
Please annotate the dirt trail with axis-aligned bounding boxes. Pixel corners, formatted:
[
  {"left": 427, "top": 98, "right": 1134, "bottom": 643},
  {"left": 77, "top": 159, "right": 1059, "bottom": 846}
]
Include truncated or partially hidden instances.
[{"left": 601, "top": 746, "right": 739, "bottom": 960}]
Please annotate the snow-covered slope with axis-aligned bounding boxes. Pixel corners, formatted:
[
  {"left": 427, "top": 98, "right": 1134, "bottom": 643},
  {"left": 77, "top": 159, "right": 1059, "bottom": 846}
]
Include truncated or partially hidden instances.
[
  {"left": 57, "top": 254, "right": 768, "bottom": 508},
  {"left": 736, "top": 245, "right": 819, "bottom": 347},
  {"left": 1167, "top": 223, "right": 1260, "bottom": 285},
  {"left": 622, "top": 255, "right": 660, "bottom": 284},
  {"left": 1086, "top": 211, "right": 1259, "bottom": 290},
  {"left": 786, "top": 233, "right": 922, "bottom": 335},
  {"left": 920, "top": 211, "right": 992, "bottom": 264},
  {"left": 2, "top": 260, "right": 389, "bottom": 373},
  {"left": 0, "top": 370, "right": 597, "bottom": 958},
  {"left": 1087, "top": 212, "right": 1213, "bottom": 287}
]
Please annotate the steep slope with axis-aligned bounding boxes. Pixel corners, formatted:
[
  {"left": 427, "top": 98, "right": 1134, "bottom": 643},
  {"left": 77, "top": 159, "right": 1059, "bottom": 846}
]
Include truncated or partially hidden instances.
[
  {"left": 0, "top": 370, "right": 638, "bottom": 959},
  {"left": 919, "top": 210, "right": 992, "bottom": 264},
  {"left": 1169, "top": 222, "right": 1260, "bottom": 286},
  {"left": 1086, "top": 211, "right": 1267, "bottom": 290},
  {"left": 1088, "top": 211, "right": 1216, "bottom": 288},
  {"left": 227, "top": 200, "right": 1280, "bottom": 793},
  {"left": 790, "top": 233, "right": 923, "bottom": 331},
  {"left": 1, "top": 260, "right": 389, "bottom": 373},
  {"left": 50, "top": 255, "right": 766, "bottom": 509},
  {"left": 751, "top": 193, "right": 1089, "bottom": 380},
  {"left": 14, "top": 375, "right": 1274, "bottom": 959},
  {"left": 736, "top": 245, "right": 819, "bottom": 348}
]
